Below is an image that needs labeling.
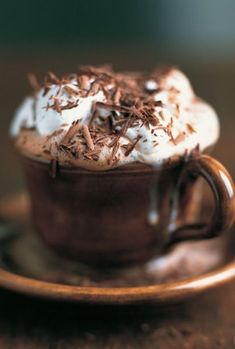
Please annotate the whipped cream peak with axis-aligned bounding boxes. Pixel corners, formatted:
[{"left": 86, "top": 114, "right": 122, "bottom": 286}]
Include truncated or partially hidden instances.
[{"left": 11, "top": 66, "right": 219, "bottom": 170}]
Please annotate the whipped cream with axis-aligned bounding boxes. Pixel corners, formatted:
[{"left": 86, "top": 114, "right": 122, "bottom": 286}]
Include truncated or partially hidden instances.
[
  {"left": 10, "top": 67, "right": 220, "bottom": 169},
  {"left": 11, "top": 84, "right": 107, "bottom": 136}
]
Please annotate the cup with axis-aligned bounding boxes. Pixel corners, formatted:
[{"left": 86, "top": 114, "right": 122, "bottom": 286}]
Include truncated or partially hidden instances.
[{"left": 21, "top": 151, "right": 235, "bottom": 267}]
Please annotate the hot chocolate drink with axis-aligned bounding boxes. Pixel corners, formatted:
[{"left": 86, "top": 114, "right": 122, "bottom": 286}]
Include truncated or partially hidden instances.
[{"left": 10, "top": 66, "right": 234, "bottom": 267}]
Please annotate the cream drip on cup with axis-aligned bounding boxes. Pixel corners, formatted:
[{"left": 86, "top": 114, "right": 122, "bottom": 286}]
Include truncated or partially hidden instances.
[{"left": 10, "top": 66, "right": 220, "bottom": 170}]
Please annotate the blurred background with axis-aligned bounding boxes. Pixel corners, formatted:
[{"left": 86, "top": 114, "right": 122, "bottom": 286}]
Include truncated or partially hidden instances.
[{"left": 0, "top": 0, "right": 235, "bottom": 196}]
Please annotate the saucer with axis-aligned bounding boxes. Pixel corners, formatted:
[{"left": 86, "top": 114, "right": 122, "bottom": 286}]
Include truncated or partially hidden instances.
[{"left": 0, "top": 192, "right": 235, "bottom": 305}]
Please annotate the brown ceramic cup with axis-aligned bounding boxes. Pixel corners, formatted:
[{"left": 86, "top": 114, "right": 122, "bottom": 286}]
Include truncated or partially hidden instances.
[{"left": 21, "top": 152, "right": 235, "bottom": 267}]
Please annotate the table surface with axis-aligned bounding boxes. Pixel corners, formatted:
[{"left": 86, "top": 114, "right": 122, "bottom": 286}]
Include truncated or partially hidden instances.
[{"left": 0, "top": 52, "right": 235, "bottom": 348}]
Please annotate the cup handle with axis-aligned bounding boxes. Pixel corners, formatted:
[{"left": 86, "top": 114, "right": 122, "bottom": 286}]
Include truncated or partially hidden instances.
[{"left": 168, "top": 154, "right": 235, "bottom": 245}]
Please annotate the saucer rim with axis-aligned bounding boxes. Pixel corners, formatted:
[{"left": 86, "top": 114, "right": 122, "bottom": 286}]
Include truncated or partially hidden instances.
[{"left": 0, "top": 260, "right": 235, "bottom": 304}]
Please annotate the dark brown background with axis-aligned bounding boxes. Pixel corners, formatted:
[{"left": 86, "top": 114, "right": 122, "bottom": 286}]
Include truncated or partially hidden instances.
[{"left": 1, "top": 0, "right": 235, "bottom": 347}]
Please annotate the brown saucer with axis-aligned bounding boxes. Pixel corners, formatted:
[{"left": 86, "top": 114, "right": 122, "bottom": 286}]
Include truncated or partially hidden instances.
[{"left": 0, "top": 192, "right": 235, "bottom": 305}]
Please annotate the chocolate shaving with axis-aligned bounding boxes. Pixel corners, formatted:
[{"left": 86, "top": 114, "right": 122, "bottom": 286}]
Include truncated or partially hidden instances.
[
  {"left": 191, "top": 144, "right": 200, "bottom": 158},
  {"left": 159, "top": 110, "right": 170, "bottom": 121},
  {"left": 62, "top": 121, "right": 81, "bottom": 144},
  {"left": 113, "top": 88, "right": 122, "bottom": 104},
  {"left": 124, "top": 135, "right": 142, "bottom": 156},
  {"left": 186, "top": 123, "right": 196, "bottom": 133},
  {"left": 46, "top": 72, "right": 61, "bottom": 85},
  {"left": 166, "top": 117, "right": 175, "bottom": 143},
  {"left": 43, "top": 85, "right": 50, "bottom": 97},
  {"left": 60, "top": 100, "right": 79, "bottom": 111},
  {"left": 109, "top": 141, "right": 120, "bottom": 164},
  {"left": 52, "top": 97, "right": 62, "bottom": 113},
  {"left": 63, "top": 85, "right": 79, "bottom": 96},
  {"left": 108, "top": 116, "right": 134, "bottom": 163},
  {"left": 28, "top": 73, "right": 40, "bottom": 91},
  {"left": 82, "top": 125, "right": 95, "bottom": 150},
  {"left": 172, "top": 132, "right": 186, "bottom": 145},
  {"left": 78, "top": 75, "right": 89, "bottom": 90},
  {"left": 88, "top": 81, "right": 100, "bottom": 96}
]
